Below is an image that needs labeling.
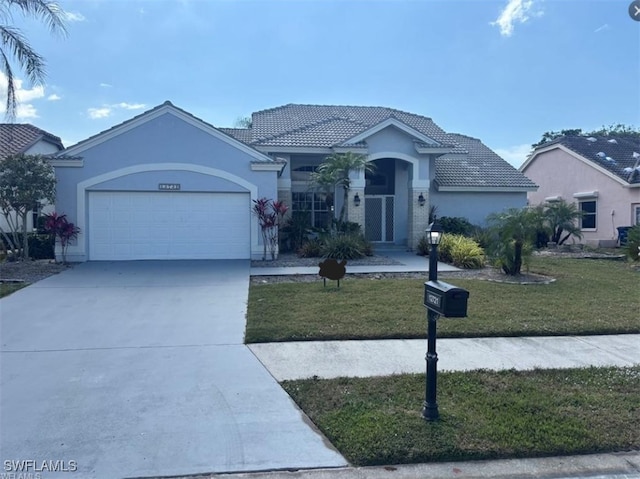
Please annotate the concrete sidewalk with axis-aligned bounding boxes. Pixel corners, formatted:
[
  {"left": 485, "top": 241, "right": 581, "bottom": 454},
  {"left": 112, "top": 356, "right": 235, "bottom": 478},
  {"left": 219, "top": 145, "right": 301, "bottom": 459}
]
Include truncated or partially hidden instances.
[{"left": 250, "top": 335, "right": 640, "bottom": 381}]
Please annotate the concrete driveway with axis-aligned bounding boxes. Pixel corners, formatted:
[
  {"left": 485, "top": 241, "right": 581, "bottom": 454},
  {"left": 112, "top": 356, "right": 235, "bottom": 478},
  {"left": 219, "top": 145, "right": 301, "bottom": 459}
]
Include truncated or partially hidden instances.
[{"left": 0, "top": 261, "right": 346, "bottom": 478}]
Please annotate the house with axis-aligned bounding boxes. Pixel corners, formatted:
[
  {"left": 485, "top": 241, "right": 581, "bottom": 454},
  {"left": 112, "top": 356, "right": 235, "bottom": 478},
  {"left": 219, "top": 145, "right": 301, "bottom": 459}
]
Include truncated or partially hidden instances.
[
  {"left": 520, "top": 135, "right": 640, "bottom": 247},
  {"left": 53, "top": 101, "right": 535, "bottom": 262},
  {"left": 0, "top": 123, "right": 64, "bottom": 232},
  {"left": 222, "top": 104, "right": 536, "bottom": 248}
]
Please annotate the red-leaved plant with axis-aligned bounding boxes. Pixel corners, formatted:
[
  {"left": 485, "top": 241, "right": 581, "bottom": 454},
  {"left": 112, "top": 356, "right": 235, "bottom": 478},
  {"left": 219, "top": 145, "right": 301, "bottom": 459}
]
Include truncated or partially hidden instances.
[
  {"left": 44, "top": 212, "right": 80, "bottom": 264},
  {"left": 252, "top": 198, "right": 288, "bottom": 260}
]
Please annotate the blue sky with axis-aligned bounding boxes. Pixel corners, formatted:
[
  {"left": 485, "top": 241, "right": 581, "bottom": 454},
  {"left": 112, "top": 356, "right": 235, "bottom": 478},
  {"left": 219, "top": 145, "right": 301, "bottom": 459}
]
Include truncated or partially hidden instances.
[{"left": 3, "top": 0, "right": 639, "bottom": 167}]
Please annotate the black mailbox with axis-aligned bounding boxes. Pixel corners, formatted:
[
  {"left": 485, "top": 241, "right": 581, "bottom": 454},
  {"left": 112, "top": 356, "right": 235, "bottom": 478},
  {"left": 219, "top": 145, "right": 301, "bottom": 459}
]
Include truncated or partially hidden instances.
[{"left": 424, "top": 280, "right": 469, "bottom": 318}]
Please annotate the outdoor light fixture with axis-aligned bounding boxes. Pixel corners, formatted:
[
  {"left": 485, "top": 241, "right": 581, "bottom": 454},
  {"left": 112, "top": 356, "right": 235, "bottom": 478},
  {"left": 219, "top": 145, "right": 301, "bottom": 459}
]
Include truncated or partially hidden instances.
[
  {"left": 354, "top": 193, "right": 361, "bottom": 207},
  {"left": 426, "top": 220, "right": 443, "bottom": 248},
  {"left": 418, "top": 193, "right": 426, "bottom": 207}
]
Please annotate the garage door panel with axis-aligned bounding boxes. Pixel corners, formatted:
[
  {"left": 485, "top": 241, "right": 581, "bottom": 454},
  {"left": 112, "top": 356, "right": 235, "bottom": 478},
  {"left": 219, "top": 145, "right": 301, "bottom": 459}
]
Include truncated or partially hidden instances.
[{"left": 88, "top": 192, "right": 250, "bottom": 260}]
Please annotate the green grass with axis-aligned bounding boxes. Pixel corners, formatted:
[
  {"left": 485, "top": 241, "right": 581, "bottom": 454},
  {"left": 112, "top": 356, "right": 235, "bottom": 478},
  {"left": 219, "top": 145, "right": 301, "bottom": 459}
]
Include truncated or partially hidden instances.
[
  {"left": 0, "top": 282, "right": 26, "bottom": 298},
  {"left": 283, "top": 366, "right": 640, "bottom": 466},
  {"left": 246, "top": 257, "right": 639, "bottom": 342}
]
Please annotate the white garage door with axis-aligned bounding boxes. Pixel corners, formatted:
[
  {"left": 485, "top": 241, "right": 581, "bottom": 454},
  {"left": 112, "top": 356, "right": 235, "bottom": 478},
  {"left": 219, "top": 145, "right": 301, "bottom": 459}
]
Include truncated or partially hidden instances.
[{"left": 88, "top": 191, "right": 250, "bottom": 260}]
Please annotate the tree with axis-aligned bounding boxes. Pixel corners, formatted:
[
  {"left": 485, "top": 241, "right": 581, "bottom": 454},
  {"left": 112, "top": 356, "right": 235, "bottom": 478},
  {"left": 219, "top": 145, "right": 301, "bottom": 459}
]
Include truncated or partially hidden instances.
[
  {"left": 43, "top": 212, "right": 79, "bottom": 264},
  {"left": 486, "top": 207, "right": 540, "bottom": 275},
  {"left": 1, "top": 0, "right": 67, "bottom": 120},
  {"left": 531, "top": 129, "right": 583, "bottom": 148},
  {"left": 531, "top": 124, "right": 640, "bottom": 149},
  {"left": 0, "top": 154, "right": 55, "bottom": 259},
  {"left": 234, "top": 116, "right": 252, "bottom": 128},
  {"left": 310, "top": 152, "right": 375, "bottom": 225},
  {"left": 542, "top": 199, "right": 583, "bottom": 245},
  {"left": 252, "top": 197, "right": 288, "bottom": 260}
]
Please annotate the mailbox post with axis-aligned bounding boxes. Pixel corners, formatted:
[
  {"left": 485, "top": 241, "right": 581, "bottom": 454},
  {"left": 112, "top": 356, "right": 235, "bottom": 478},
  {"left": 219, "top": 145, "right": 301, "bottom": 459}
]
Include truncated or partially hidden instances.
[
  {"left": 423, "top": 221, "right": 443, "bottom": 421},
  {"left": 422, "top": 221, "right": 469, "bottom": 421}
]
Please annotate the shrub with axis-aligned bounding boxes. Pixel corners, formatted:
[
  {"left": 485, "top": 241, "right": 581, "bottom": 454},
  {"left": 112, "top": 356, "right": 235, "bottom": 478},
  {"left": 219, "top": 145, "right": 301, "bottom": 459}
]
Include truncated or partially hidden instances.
[
  {"left": 416, "top": 235, "right": 430, "bottom": 256},
  {"left": 321, "top": 234, "right": 369, "bottom": 260},
  {"left": 438, "top": 234, "right": 485, "bottom": 269},
  {"left": 471, "top": 226, "right": 494, "bottom": 251},
  {"left": 297, "top": 238, "right": 323, "bottom": 258},
  {"left": 280, "top": 211, "right": 312, "bottom": 253},
  {"left": 0, "top": 232, "right": 54, "bottom": 259},
  {"left": 626, "top": 225, "right": 640, "bottom": 261},
  {"left": 28, "top": 234, "right": 54, "bottom": 259},
  {"left": 334, "top": 220, "right": 362, "bottom": 235},
  {"left": 439, "top": 216, "right": 475, "bottom": 237}
]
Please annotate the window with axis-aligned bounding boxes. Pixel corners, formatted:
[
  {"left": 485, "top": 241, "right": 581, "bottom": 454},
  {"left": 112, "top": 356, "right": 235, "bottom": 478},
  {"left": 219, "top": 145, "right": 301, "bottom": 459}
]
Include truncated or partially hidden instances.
[
  {"left": 579, "top": 200, "right": 596, "bottom": 229},
  {"left": 634, "top": 205, "right": 640, "bottom": 225},
  {"left": 292, "top": 192, "right": 330, "bottom": 228}
]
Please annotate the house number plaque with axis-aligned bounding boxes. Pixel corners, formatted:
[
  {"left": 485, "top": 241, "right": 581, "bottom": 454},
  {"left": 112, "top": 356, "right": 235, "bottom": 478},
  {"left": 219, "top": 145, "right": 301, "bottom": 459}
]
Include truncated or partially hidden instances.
[{"left": 158, "top": 183, "right": 181, "bottom": 191}]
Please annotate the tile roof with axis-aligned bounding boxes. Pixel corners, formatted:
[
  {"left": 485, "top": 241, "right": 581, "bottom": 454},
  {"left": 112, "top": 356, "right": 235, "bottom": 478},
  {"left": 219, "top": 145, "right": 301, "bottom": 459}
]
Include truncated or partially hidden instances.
[
  {"left": 0, "top": 123, "right": 63, "bottom": 158},
  {"left": 436, "top": 134, "right": 538, "bottom": 189},
  {"left": 534, "top": 135, "right": 640, "bottom": 185},
  {"left": 218, "top": 127, "right": 253, "bottom": 144},
  {"left": 244, "top": 104, "right": 465, "bottom": 151}
]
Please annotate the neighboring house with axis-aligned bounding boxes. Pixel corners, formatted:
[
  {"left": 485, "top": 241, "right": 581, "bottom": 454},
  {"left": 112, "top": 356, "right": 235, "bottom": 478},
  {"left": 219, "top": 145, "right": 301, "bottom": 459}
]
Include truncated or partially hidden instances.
[
  {"left": 52, "top": 101, "right": 535, "bottom": 262},
  {"left": 0, "top": 123, "right": 64, "bottom": 232},
  {"left": 520, "top": 135, "right": 640, "bottom": 247},
  {"left": 222, "top": 104, "right": 536, "bottom": 247}
]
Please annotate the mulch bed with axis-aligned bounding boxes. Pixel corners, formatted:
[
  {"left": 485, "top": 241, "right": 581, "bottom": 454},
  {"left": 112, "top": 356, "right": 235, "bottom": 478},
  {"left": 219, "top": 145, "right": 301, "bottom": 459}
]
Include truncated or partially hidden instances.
[{"left": 0, "top": 260, "right": 70, "bottom": 283}]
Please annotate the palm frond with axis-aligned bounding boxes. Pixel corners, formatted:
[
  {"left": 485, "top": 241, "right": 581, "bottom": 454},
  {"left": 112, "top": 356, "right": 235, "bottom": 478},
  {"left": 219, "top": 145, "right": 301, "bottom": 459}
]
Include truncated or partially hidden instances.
[{"left": 4, "top": 0, "right": 67, "bottom": 36}]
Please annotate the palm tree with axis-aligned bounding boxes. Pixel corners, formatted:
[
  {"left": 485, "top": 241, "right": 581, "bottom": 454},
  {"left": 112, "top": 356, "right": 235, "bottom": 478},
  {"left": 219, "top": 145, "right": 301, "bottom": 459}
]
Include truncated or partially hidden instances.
[
  {"left": 310, "top": 152, "right": 375, "bottom": 225},
  {"left": 543, "top": 200, "right": 583, "bottom": 245},
  {"left": 1, "top": 0, "right": 67, "bottom": 120},
  {"left": 487, "top": 207, "right": 540, "bottom": 275}
]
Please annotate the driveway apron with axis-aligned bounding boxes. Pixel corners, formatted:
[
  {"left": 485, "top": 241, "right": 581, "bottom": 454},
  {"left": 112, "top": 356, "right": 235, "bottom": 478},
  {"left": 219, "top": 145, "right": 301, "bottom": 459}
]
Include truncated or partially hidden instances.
[{"left": 0, "top": 261, "right": 346, "bottom": 478}]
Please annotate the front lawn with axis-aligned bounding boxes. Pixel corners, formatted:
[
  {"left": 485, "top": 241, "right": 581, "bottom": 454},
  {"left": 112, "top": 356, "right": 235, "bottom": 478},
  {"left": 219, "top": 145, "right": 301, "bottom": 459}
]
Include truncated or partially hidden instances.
[
  {"left": 283, "top": 366, "right": 640, "bottom": 466},
  {"left": 0, "top": 282, "right": 26, "bottom": 298},
  {"left": 246, "top": 257, "right": 639, "bottom": 342}
]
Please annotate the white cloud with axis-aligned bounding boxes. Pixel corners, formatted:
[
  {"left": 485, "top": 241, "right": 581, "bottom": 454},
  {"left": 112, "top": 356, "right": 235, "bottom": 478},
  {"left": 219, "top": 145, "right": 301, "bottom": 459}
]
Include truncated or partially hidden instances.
[
  {"left": 87, "top": 102, "right": 147, "bottom": 119},
  {"left": 99, "top": 82, "right": 113, "bottom": 88},
  {"left": 15, "top": 104, "right": 39, "bottom": 119},
  {"left": 0, "top": 72, "right": 45, "bottom": 118},
  {"left": 64, "top": 11, "right": 86, "bottom": 22},
  {"left": 47, "top": 93, "right": 62, "bottom": 101},
  {"left": 87, "top": 107, "right": 112, "bottom": 119},
  {"left": 594, "top": 24, "right": 610, "bottom": 33},
  {"left": 491, "top": 0, "right": 544, "bottom": 37},
  {"left": 117, "top": 102, "right": 146, "bottom": 110},
  {"left": 494, "top": 143, "right": 533, "bottom": 168}
]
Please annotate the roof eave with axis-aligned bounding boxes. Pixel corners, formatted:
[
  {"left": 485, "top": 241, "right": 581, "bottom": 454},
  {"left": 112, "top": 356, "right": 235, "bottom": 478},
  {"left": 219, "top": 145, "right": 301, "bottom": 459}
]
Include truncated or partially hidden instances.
[
  {"left": 254, "top": 146, "right": 333, "bottom": 154},
  {"left": 436, "top": 185, "right": 538, "bottom": 192}
]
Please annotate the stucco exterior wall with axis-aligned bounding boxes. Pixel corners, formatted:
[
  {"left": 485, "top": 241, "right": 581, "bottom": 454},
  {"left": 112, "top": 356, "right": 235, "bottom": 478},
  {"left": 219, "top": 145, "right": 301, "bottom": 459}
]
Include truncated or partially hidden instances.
[
  {"left": 430, "top": 190, "right": 529, "bottom": 226},
  {"left": 55, "top": 111, "right": 278, "bottom": 261},
  {"left": 523, "top": 149, "right": 640, "bottom": 244}
]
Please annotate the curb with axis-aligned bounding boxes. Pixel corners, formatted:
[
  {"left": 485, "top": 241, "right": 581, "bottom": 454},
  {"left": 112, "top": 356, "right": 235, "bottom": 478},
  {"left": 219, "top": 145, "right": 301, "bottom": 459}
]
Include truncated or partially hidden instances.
[{"left": 161, "top": 451, "right": 640, "bottom": 479}]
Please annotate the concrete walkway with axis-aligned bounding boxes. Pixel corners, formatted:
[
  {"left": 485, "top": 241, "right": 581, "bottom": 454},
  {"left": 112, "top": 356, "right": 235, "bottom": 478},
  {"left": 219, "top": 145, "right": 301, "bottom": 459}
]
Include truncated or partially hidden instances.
[
  {"left": 250, "top": 335, "right": 640, "bottom": 381},
  {"left": 251, "top": 250, "right": 460, "bottom": 276}
]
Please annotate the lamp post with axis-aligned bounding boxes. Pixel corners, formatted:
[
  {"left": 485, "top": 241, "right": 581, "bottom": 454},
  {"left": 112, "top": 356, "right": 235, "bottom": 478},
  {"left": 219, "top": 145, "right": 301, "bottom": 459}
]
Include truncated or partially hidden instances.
[{"left": 423, "top": 220, "right": 443, "bottom": 421}]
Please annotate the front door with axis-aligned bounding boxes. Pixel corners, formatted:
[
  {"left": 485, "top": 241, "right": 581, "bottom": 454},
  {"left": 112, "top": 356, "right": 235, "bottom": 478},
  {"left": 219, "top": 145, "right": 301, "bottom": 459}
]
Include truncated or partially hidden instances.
[{"left": 365, "top": 195, "right": 394, "bottom": 242}]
